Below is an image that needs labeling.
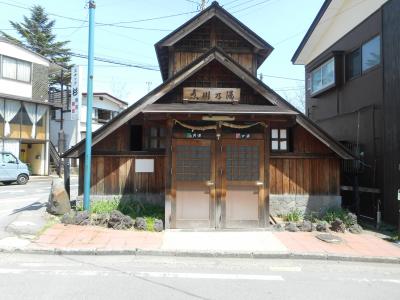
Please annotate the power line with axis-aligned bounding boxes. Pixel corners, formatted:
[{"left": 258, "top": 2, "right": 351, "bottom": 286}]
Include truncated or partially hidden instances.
[
  {"left": 0, "top": 24, "right": 172, "bottom": 32},
  {"left": 273, "top": 0, "right": 368, "bottom": 46},
  {"left": 226, "top": 0, "right": 259, "bottom": 10},
  {"left": 70, "top": 52, "right": 160, "bottom": 71},
  {"left": 258, "top": 73, "right": 304, "bottom": 82},
  {"left": 0, "top": 0, "right": 197, "bottom": 30},
  {"left": 222, "top": 0, "right": 242, "bottom": 7},
  {"left": 231, "top": 0, "right": 273, "bottom": 14}
]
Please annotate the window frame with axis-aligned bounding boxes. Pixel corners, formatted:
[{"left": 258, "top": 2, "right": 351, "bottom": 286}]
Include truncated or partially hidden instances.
[
  {"left": 1, "top": 55, "right": 32, "bottom": 83},
  {"left": 310, "top": 57, "right": 335, "bottom": 95},
  {"left": 361, "top": 35, "right": 381, "bottom": 73},
  {"left": 345, "top": 35, "right": 381, "bottom": 81},
  {"left": 144, "top": 125, "right": 166, "bottom": 150},
  {"left": 270, "top": 128, "right": 289, "bottom": 152},
  {"left": 97, "top": 108, "right": 112, "bottom": 123}
]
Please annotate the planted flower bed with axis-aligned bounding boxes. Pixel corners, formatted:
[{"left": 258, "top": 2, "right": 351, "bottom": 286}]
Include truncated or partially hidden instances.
[
  {"left": 273, "top": 208, "right": 363, "bottom": 234},
  {"left": 62, "top": 197, "right": 164, "bottom": 232}
]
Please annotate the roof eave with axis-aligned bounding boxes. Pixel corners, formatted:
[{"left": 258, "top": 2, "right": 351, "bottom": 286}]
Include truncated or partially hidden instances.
[{"left": 291, "top": 0, "right": 332, "bottom": 64}]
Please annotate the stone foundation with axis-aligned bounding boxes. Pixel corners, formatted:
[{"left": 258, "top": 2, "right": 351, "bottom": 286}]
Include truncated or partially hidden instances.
[
  {"left": 270, "top": 194, "right": 341, "bottom": 217},
  {"left": 76, "top": 193, "right": 164, "bottom": 207}
]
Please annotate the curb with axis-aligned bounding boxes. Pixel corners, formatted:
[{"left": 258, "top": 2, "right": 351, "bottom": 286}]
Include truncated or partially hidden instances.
[{"left": 1, "top": 247, "right": 399, "bottom": 264}]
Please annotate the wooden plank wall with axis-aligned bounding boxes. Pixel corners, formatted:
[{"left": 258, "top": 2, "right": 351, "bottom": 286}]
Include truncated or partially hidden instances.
[
  {"left": 292, "top": 125, "right": 333, "bottom": 154},
  {"left": 94, "top": 124, "right": 130, "bottom": 151},
  {"left": 269, "top": 126, "right": 340, "bottom": 195},
  {"left": 269, "top": 158, "right": 340, "bottom": 195},
  {"left": 173, "top": 51, "right": 253, "bottom": 75},
  {"left": 174, "top": 51, "right": 203, "bottom": 74},
  {"left": 226, "top": 53, "right": 253, "bottom": 73},
  {"left": 79, "top": 155, "right": 166, "bottom": 196}
]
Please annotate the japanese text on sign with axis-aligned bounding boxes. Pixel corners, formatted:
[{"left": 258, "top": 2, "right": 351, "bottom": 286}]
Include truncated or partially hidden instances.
[
  {"left": 183, "top": 87, "right": 240, "bottom": 103},
  {"left": 70, "top": 65, "right": 81, "bottom": 120}
]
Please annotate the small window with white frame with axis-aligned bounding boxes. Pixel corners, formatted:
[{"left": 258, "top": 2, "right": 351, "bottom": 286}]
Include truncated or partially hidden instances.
[
  {"left": 310, "top": 57, "right": 335, "bottom": 94},
  {"left": 271, "top": 128, "right": 288, "bottom": 151}
]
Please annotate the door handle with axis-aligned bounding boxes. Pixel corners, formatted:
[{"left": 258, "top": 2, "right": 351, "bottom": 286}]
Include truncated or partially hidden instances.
[
  {"left": 256, "top": 181, "right": 263, "bottom": 186},
  {"left": 206, "top": 181, "right": 215, "bottom": 186}
]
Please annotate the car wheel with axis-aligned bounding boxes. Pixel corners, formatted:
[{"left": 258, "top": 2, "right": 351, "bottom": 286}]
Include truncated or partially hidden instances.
[{"left": 17, "top": 174, "right": 28, "bottom": 185}]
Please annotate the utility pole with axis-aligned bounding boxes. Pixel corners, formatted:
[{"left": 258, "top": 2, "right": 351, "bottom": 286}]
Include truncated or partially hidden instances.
[{"left": 83, "top": 0, "right": 96, "bottom": 211}]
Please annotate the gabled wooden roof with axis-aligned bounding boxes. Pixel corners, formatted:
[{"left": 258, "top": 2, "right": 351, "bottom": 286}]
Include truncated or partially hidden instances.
[
  {"left": 62, "top": 47, "right": 354, "bottom": 160},
  {"left": 155, "top": 1, "right": 274, "bottom": 81}
]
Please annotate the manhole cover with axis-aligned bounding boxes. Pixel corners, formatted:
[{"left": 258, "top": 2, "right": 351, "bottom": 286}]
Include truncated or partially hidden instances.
[{"left": 316, "top": 234, "right": 343, "bottom": 244}]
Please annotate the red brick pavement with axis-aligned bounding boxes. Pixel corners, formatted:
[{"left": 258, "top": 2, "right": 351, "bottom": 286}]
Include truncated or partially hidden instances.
[
  {"left": 34, "top": 224, "right": 162, "bottom": 251},
  {"left": 33, "top": 224, "right": 400, "bottom": 258},
  {"left": 274, "top": 232, "right": 400, "bottom": 258}
]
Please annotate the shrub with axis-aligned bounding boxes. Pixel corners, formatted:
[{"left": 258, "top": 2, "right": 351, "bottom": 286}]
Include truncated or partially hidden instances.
[
  {"left": 322, "top": 208, "right": 354, "bottom": 227},
  {"left": 91, "top": 198, "right": 119, "bottom": 214},
  {"left": 118, "top": 197, "right": 164, "bottom": 220},
  {"left": 304, "top": 212, "right": 319, "bottom": 223},
  {"left": 74, "top": 196, "right": 165, "bottom": 231},
  {"left": 283, "top": 209, "right": 303, "bottom": 222}
]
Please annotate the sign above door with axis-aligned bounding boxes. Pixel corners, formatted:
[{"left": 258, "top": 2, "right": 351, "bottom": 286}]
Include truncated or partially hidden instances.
[{"left": 183, "top": 87, "right": 240, "bottom": 103}]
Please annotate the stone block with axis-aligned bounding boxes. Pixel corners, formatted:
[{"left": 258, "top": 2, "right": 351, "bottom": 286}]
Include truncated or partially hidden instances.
[{"left": 47, "top": 178, "right": 71, "bottom": 215}]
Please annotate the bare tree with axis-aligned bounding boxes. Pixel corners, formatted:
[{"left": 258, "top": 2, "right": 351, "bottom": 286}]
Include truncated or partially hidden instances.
[
  {"left": 282, "top": 83, "right": 306, "bottom": 113},
  {"left": 110, "top": 78, "right": 128, "bottom": 100}
]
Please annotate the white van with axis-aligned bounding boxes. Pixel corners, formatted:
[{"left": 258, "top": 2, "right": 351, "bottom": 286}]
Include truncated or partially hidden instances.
[{"left": 0, "top": 152, "right": 30, "bottom": 185}]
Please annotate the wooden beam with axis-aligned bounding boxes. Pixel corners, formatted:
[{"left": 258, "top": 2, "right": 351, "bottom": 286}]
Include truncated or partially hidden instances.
[
  {"left": 168, "top": 46, "right": 175, "bottom": 78},
  {"left": 165, "top": 119, "right": 174, "bottom": 229},
  {"left": 340, "top": 185, "right": 381, "bottom": 194},
  {"left": 264, "top": 121, "right": 270, "bottom": 227},
  {"left": 271, "top": 153, "right": 336, "bottom": 159}
]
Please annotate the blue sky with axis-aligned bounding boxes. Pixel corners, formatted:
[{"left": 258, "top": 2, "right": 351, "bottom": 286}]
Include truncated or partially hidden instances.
[{"left": 0, "top": 0, "right": 324, "bottom": 110}]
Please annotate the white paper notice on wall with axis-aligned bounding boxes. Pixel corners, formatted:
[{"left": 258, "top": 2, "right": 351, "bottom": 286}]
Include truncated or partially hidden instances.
[{"left": 135, "top": 159, "right": 154, "bottom": 173}]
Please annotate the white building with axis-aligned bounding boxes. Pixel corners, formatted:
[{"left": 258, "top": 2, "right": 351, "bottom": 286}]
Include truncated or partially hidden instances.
[
  {"left": 0, "top": 37, "right": 61, "bottom": 175},
  {"left": 50, "top": 91, "right": 128, "bottom": 153}
]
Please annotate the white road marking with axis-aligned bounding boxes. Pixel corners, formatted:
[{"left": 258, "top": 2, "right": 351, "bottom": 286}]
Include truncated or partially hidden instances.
[
  {"left": 269, "top": 266, "right": 302, "bottom": 272},
  {"left": 0, "top": 190, "right": 25, "bottom": 194},
  {"left": 0, "top": 268, "right": 283, "bottom": 281},
  {"left": 0, "top": 268, "right": 27, "bottom": 274},
  {"left": 1, "top": 268, "right": 399, "bottom": 285},
  {"left": 348, "top": 278, "right": 400, "bottom": 284},
  {"left": 19, "top": 263, "right": 79, "bottom": 267},
  {"left": 135, "top": 272, "right": 284, "bottom": 281}
]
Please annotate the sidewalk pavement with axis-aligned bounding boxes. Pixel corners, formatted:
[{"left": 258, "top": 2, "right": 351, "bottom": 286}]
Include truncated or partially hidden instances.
[{"left": 1, "top": 223, "right": 398, "bottom": 263}]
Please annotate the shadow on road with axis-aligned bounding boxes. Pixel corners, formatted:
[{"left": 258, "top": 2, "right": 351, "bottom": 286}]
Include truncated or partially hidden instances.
[{"left": 9, "top": 201, "right": 46, "bottom": 216}]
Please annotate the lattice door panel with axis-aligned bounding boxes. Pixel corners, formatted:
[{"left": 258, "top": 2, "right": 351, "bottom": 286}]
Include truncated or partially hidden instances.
[
  {"left": 175, "top": 145, "right": 211, "bottom": 181},
  {"left": 225, "top": 144, "right": 259, "bottom": 181}
]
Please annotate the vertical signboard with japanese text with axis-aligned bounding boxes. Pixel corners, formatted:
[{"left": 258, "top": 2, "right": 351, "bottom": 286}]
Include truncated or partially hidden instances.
[{"left": 70, "top": 65, "right": 82, "bottom": 120}]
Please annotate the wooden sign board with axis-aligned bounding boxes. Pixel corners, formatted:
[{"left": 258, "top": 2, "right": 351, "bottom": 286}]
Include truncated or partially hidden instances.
[{"left": 183, "top": 87, "right": 240, "bottom": 103}]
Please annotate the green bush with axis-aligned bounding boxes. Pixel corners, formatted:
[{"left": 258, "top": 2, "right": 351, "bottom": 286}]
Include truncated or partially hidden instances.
[
  {"left": 118, "top": 198, "right": 164, "bottom": 231},
  {"left": 283, "top": 209, "right": 303, "bottom": 222},
  {"left": 118, "top": 197, "right": 164, "bottom": 220},
  {"left": 322, "top": 208, "right": 353, "bottom": 227},
  {"left": 91, "top": 198, "right": 119, "bottom": 214},
  {"left": 304, "top": 212, "right": 319, "bottom": 223},
  {"left": 75, "top": 197, "right": 164, "bottom": 231}
]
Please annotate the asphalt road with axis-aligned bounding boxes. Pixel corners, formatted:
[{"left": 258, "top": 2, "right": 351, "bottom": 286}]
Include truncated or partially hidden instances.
[
  {"left": 0, "top": 176, "right": 78, "bottom": 239},
  {"left": 0, "top": 254, "right": 399, "bottom": 300}
]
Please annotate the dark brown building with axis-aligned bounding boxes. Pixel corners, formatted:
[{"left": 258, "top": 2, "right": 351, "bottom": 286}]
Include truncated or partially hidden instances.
[
  {"left": 64, "top": 2, "right": 353, "bottom": 229},
  {"left": 292, "top": 0, "right": 400, "bottom": 224}
]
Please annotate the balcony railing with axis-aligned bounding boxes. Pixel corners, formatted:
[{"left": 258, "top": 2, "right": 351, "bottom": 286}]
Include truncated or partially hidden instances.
[{"left": 48, "top": 88, "right": 71, "bottom": 110}]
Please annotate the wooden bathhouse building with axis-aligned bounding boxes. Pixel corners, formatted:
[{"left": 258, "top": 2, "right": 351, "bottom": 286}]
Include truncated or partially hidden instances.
[{"left": 64, "top": 2, "right": 354, "bottom": 229}]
